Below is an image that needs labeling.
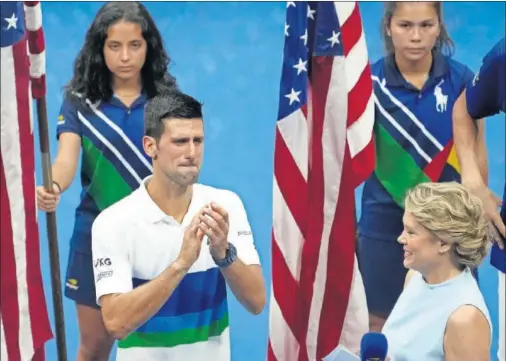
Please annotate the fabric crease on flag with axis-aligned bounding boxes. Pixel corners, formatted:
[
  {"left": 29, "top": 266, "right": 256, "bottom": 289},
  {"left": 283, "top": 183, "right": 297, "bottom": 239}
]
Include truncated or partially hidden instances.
[
  {"left": 268, "top": 2, "right": 375, "bottom": 361},
  {"left": 1, "top": 2, "right": 53, "bottom": 361}
]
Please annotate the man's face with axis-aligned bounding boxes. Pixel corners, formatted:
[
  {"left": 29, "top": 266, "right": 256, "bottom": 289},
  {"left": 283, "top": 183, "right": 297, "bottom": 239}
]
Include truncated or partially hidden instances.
[{"left": 144, "top": 118, "right": 204, "bottom": 187}]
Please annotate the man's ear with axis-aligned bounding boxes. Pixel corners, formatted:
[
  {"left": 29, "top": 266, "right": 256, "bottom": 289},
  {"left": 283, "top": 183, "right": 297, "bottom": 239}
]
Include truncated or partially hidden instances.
[{"left": 143, "top": 135, "right": 157, "bottom": 159}]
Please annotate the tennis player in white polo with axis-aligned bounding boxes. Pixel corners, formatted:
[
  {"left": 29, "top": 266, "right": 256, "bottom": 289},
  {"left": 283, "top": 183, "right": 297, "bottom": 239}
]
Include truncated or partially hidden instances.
[{"left": 91, "top": 90, "right": 266, "bottom": 361}]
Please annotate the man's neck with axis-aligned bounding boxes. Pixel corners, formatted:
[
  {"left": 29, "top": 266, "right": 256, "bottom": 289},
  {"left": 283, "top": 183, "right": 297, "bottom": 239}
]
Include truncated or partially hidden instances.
[{"left": 146, "top": 176, "right": 193, "bottom": 224}]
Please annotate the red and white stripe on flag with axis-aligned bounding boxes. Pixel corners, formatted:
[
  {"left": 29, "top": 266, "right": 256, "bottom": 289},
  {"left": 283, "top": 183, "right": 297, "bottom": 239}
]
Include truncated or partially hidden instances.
[
  {"left": 1, "top": 2, "right": 52, "bottom": 361},
  {"left": 268, "top": 2, "right": 375, "bottom": 360}
]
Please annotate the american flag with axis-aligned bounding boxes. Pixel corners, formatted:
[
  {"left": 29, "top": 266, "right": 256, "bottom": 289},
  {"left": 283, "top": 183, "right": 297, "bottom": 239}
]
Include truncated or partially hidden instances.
[
  {"left": 268, "top": 2, "right": 375, "bottom": 360},
  {"left": 1, "top": 2, "right": 53, "bottom": 361}
]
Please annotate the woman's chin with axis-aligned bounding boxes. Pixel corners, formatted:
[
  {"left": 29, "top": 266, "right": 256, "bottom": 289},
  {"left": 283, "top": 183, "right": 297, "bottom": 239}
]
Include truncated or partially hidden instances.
[{"left": 403, "top": 258, "right": 413, "bottom": 269}]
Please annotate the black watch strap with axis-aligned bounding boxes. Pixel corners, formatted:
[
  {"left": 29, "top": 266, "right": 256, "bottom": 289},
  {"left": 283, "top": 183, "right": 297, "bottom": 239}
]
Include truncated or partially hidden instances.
[{"left": 213, "top": 242, "right": 237, "bottom": 268}]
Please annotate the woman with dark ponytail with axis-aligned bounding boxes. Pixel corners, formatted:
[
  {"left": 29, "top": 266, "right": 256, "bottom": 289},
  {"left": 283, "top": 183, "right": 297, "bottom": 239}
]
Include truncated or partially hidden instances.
[
  {"left": 35, "top": 2, "right": 177, "bottom": 360},
  {"left": 356, "top": 2, "right": 488, "bottom": 332}
]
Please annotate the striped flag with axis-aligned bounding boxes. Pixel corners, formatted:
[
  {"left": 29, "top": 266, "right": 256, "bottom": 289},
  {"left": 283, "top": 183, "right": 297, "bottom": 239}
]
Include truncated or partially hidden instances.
[
  {"left": 268, "top": 2, "right": 374, "bottom": 361},
  {"left": 1, "top": 2, "right": 53, "bottom": 361}
]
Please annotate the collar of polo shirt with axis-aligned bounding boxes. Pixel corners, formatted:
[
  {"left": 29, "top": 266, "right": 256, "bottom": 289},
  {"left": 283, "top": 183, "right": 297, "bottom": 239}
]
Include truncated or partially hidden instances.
[
  {"left": 384, "top": 51, "right": 449, "bottom": 87},
  {"left": 136, "top": 175, "right": 201, "bottom": 227}
]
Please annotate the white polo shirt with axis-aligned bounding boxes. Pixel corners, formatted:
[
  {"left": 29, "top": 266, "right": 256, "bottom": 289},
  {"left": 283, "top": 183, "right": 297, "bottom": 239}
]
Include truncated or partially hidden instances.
[{"left": 91, "top": 176, "right": 261, "bottom": 361}]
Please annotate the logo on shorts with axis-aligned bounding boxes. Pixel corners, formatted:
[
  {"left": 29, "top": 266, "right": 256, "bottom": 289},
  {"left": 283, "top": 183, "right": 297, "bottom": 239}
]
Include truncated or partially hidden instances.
[
  {"left": 94, "top": 258, "right": 112, "bottom": 268},
  {"left": 65, "top": 278, "right": 79, "bottom": 290}
]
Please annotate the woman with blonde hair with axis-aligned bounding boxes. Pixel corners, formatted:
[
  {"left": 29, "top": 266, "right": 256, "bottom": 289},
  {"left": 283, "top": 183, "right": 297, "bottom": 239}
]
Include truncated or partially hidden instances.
[
  {"left": 357, "top": 1, "right": 488, "bottom": 332},
  {"left": 382, "top": 181, "right": 492, "bottom": 361}
]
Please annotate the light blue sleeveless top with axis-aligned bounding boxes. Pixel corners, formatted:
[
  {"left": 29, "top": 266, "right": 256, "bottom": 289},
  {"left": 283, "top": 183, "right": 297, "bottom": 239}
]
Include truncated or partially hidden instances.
[{"left": 382, "top": 267, "right": 492, "bottom": 361}]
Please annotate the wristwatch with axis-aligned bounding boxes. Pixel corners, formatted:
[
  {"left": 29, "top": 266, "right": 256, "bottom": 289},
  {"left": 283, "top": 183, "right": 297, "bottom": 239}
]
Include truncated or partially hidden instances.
[{"left": 213, "top": 242, "right": 237, "bottom": 268}]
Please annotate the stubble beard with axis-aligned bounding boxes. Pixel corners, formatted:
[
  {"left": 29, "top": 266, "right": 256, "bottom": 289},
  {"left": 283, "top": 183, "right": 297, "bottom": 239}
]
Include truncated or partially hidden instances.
[{"left": 166, "top": 169, "right": 199, "bottom": 188}]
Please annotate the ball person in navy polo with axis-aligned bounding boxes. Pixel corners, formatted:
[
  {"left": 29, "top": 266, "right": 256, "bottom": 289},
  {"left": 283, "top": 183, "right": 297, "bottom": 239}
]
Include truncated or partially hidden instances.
[
  {"left": 357, "top": 2, "right": 488, "bottom": 332},
  {"left": 35, "top": 2, "right": 177, "bottom": 360}
]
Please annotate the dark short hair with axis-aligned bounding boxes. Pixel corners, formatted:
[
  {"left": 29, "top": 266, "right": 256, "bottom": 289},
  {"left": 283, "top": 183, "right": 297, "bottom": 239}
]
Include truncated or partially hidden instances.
[{"left": 144, "top": 91, "right": 203, "bottom": 140}]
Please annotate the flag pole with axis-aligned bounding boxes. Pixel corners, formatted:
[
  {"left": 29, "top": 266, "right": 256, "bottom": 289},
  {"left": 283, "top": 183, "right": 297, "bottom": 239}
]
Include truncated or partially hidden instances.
[{"left": 36, "top": 96, "right": 68, "bottom": 361}]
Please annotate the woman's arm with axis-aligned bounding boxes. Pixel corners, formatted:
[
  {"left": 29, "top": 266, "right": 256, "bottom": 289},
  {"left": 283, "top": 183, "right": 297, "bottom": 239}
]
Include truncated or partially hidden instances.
[
  {"left": 443, "top": 305, "right": 491, "bottom": 361},
  {"left": 52, "top": 133, "right": 81, "bottom": 192},
  {"left": 36, "top": 132, "right": 81, "bottom": 212},
  {"left": 475, "top": 118, "right": 489, "bottom": 186}
]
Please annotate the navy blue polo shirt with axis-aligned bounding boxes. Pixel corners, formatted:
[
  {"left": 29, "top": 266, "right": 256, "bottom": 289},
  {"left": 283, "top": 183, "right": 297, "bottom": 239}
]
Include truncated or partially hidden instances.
[
  {"left": 57, "top": 94, "right": 152, "bottom": 254},
  {"left": 466, "top": 37, "right": 506, "bottom": 214},
  {"left": 466, "top": 38, "right": 506, "bottom": 271},
  {"left": 466, "top": 38, "right": 506, "bottom": 121},
  {"left": 359, "top": 52, "right": 475, "bottom": 241}
]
